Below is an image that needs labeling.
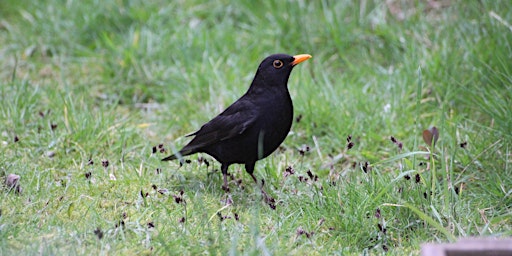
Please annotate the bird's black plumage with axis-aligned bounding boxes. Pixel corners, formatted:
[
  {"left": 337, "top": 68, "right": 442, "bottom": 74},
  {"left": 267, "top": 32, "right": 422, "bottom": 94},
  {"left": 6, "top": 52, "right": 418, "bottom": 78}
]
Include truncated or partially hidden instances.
[{"left": 162, "top": 53, "right": 311, "bottom": 196}]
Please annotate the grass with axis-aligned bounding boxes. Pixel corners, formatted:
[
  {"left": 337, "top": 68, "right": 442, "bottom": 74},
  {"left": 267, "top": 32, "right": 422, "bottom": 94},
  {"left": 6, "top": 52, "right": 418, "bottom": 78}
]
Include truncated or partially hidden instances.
[{"left": 1, "top": 0, "right": 511, "bottom": 254}]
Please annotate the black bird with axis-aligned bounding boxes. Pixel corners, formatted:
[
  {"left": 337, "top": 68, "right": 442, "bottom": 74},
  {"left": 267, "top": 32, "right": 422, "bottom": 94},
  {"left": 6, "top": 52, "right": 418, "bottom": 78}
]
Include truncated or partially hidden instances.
[{"left": 162, "top": 53, "right": 311, "bottom": 193}]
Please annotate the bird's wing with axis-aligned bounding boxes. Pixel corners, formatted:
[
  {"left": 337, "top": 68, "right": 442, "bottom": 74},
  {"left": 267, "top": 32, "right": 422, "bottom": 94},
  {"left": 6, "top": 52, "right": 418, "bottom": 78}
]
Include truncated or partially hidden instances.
[{"left": 183, "top": 98, "right": 258, "bottom": 150}]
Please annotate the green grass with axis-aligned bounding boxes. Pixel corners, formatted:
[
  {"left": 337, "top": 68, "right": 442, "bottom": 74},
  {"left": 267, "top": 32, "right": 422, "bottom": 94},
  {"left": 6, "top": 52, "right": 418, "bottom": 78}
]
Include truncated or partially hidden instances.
[{"left": 1, "top": 0, "right": 511, "bottom": 254}]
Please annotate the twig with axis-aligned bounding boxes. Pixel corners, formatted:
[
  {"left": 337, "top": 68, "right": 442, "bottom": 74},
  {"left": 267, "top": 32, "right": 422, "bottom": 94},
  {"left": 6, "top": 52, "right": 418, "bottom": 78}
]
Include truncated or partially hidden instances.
[{"left": 489, "top": 11, "right": 512, "bottom": 32}]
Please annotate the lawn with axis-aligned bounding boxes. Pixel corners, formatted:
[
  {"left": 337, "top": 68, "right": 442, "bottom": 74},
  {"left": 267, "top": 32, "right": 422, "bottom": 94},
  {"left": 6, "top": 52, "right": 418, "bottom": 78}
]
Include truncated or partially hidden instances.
[{"left": 1, "top": 0, "right": 511, "bottom": 255}]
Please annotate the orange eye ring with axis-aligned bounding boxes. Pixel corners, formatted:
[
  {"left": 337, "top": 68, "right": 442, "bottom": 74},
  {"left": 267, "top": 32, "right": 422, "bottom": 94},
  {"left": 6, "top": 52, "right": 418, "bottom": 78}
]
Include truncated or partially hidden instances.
[{"left": 273, "top": 60, "right": 284, "bottom": 69}]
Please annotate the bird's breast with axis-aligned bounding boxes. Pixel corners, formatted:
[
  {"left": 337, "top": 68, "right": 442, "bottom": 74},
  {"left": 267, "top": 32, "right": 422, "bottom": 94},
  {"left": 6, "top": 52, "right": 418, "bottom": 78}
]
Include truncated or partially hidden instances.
[{"left": 255, "top": 92, "right": 293, "bottom": 158}]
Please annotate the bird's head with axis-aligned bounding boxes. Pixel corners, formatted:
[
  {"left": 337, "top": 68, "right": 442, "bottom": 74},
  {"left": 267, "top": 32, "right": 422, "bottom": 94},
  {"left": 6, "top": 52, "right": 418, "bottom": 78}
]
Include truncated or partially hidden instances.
[{"left": 252, "top": 53, "right": 311, "bottom": 89}]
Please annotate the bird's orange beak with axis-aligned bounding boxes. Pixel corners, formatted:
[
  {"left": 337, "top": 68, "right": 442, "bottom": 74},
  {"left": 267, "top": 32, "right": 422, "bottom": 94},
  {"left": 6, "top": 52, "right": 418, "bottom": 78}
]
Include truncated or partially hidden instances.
[{"left": 291, "top": 54, "right": 312, "bottom": 66}]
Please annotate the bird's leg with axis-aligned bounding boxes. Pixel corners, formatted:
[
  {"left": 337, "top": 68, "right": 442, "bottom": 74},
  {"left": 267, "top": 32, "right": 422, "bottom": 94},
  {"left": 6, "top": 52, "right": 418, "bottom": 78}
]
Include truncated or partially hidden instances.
[
  {"left": 245, "top": 163, "right": 276, "bottom": 209},
  {"left": 221, "top": 164, "right": 230, "bottom": 192},
  {"left": 245, "top": 162, "right": 260, "bottom": 187}
]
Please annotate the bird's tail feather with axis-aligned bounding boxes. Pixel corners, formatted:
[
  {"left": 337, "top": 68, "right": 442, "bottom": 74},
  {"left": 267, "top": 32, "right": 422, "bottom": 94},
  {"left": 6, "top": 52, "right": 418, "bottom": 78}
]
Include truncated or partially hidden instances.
[
  {"left": 161, "top": 148, "right": 193, "bottom": 162},
  {"left": 161, "top": 154, "right": 178, "bottom": 161}
]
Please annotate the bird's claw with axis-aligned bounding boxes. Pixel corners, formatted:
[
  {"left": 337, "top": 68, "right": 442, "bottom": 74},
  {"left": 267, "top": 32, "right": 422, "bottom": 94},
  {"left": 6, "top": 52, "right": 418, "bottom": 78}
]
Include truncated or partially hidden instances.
[{"left": 260, "top": 188, "right": 276, "bottom": 210}]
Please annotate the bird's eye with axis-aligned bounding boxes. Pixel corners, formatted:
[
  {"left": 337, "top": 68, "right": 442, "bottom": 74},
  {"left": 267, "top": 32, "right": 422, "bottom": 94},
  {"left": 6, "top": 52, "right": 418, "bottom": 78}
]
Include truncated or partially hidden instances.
[{"left": 273, "top": 60, "right": 284, "bottom": 69}]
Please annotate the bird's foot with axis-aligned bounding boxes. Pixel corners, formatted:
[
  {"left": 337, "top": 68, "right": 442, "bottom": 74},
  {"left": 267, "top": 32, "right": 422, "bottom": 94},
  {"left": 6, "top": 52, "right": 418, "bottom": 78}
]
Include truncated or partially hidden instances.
[
  {"left": 222, "top": 184, "right": 230, "bottom": 192},
  {"left": 259, "top": 186, "right": 276, "bottom": 210},
  {"left": 222, "top": 170, "right": 230, "bottom": 192},
  {"left": 249, "top": 176, "right": 276, "bottom": 209}
]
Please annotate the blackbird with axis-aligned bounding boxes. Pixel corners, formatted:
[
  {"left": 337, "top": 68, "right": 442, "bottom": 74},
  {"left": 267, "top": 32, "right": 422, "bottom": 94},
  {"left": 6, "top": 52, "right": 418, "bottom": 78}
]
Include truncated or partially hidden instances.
[{"left": 162, "top": 53, "right": 311, "bottom": 193}]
